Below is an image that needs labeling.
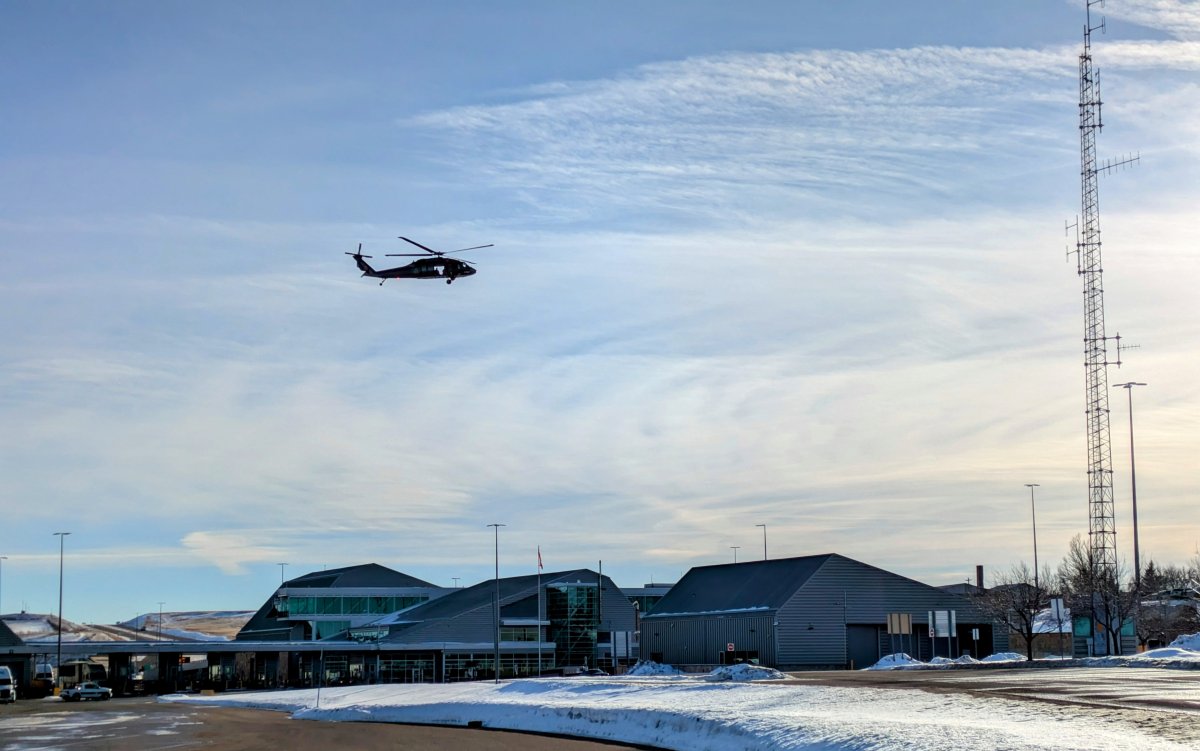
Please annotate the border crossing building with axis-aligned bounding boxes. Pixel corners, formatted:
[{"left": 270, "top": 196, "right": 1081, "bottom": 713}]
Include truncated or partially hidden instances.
[{"left": 640, "top": 553, "right": 1006, "bottom": 670}]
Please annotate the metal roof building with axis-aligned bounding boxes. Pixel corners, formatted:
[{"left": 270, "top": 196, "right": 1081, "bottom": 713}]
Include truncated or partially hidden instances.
[
  {"left": 236, "top": 563, "right": 448, "bottom": 642},
  {"left": 641, "top": 553, "right": 1006, "bottom": 670}
]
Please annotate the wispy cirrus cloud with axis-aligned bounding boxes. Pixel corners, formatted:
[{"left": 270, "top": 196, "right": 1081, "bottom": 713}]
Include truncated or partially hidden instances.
[{"left": 405, "top": 40, "right": 1197, "bottom": 228}]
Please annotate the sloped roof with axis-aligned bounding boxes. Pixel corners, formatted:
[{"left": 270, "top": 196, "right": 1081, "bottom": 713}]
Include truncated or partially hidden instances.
[
  {"left": 235, "top": 563, "right": 437, "bottom": 641},
  {"left": 376, "top": 569, "right": 603, "bottom": 641},
  {"left": 643, "top": 555, "right": 833, "bottom": 618},
  {"left": 283, "top": 563, "right": 435, "bottom": 589},
  {"left": 0, "top": 618, "right": 23, "bottom": 648}
]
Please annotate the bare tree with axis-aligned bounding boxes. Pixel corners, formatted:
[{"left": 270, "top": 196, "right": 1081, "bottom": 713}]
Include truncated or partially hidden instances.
[
  {"left": 975, "top": 562, "right": 1050, "bottom": 661},
  {"left": 1056, "top": 534, "right": 1134, "bottom": 655}
]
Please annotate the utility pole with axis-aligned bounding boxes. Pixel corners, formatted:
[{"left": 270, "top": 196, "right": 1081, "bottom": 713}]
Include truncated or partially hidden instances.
[
  {"left": 730, "top": 546, "right": 740, "bottom": 564},
  {"left": 1025, "top": 484, "right": 1041, "bottom": 590},
  {"left": 53, "top": 532, "right": 70, "bottom": 689},
  {"left": 487, "top": 523, "right": 506, "bottom": 683},
  {"left": 755, "top": 524, "right": 768, "bottom": 560},
  {"left": 1114, "top": 382, "right": 1147, "bottom": 595}
]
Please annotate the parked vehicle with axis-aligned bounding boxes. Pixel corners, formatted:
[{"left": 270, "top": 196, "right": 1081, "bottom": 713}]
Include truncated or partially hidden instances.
[
  {"left": 60, "top": 681, "right": 112, "bottom": 702},
  {"left": 58, "top": 659, "right": 107, "bottom": 688},
  {"left": 27, "top": 664, "right": 55, "bottom": 699},
  {"left": 0, "top": 667, "right": 16, "bottom": 704}
]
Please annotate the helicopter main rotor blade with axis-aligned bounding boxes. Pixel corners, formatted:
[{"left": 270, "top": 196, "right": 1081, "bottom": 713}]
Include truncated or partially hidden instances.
[
  {"left": 443, "top": 244, "right": 493, "bottom": 255},
  {"left": 399, "top": 236, "right": 439, "bottom": 254},
  {"left": 385, "top": 253, "right": 432, "bottom": 257}
]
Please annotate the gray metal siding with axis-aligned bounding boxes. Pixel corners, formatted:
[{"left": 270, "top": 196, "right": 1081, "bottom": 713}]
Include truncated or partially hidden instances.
[
  {"left": 777, "top": 555, "right": 996, "bottom": 668},
  {"left": 641, "top": 614, "right": 775, "bottom": 666}
]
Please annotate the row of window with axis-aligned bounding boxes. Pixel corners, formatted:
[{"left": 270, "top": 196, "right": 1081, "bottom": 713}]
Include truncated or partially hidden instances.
[{"left": 278, "top": 595, "right": 428, "bottom": 616}]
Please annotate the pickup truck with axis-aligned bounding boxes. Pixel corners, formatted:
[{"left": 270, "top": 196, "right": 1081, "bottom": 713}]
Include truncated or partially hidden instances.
[{"left": 60, "top": 681, "right": 112, "bottom": 701}]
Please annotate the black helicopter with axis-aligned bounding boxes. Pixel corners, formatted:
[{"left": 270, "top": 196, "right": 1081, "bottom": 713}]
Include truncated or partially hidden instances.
[{"left": 345, "top": 237, "right": 493, "bottom": 285}]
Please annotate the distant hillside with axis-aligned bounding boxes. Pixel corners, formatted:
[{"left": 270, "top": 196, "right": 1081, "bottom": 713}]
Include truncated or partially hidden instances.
[{"left": 2, "top": 610, "right": 253, "bottom": 643}]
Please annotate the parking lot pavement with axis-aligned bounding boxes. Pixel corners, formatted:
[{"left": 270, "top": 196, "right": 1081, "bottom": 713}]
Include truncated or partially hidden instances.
[
  {"left": 784, "top": 665, "right": 1200, "bottom": 746},
  {"left": 0, "top": 696, "right": 645, "bottom": 751}
]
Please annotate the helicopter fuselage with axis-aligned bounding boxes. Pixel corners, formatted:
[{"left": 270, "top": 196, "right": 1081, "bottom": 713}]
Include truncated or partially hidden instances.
[{"left": 352, "top": 254, "right": 476, "bottom": 283}]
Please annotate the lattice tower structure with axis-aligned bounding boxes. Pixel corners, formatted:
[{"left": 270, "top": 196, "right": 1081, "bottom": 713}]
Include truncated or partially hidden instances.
[{"left": 1076, "top": 2, "right": 1118, "bottom": 599}]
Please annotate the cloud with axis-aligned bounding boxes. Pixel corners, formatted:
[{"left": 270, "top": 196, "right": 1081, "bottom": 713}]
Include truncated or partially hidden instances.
[
  {"left": 402, "top": 40, "right": 1197, "bottom": 230},
  {"left": 1098, "top": 0, "right": 1200, "bottom": 41},
  {"left": 3, "top": 24, "right": 1198, "bottom": 614}
]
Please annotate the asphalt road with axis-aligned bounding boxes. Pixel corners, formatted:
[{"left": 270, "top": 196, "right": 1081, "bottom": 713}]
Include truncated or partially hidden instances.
[
  {"left": 785, "top": 665, "right": 1200, "bottom": 746},
  {"left": 0, "top": 696, "right": 646, "bottom": 751}
]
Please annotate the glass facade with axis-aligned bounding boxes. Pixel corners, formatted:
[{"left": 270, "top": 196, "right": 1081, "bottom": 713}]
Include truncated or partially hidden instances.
[
  {"left": 499, "top": 625, "right": 539, "bottom": 642},
  {"left": 280, "top": 595, "right": 428, "bottom": 616},
  {"left": 547, "top": 583, "right": 599, "bottom": 667},
  {"left": 314, "top": 620, "right": 350, "bottom": 639},
  {"left": 444, "top": 652, "right": 553, "bottom": 681}
]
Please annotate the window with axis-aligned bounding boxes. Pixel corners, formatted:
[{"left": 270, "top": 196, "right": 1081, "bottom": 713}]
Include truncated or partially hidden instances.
[{"left": 500, "top": 626, "right": 539, "bottom": 642}]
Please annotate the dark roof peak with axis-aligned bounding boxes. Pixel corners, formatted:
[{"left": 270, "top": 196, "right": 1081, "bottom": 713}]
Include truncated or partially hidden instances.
[{"left": 283, "top": 563, "right": 435, "bottom": 589}]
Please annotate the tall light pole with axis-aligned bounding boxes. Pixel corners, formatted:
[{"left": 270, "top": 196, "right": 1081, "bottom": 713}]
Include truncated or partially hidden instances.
[
  {"left": 1025, "top": 484, "right": 1040, "bottom": 590},
  {"left": 487, "top": 523, "right": 505, "bottom": 683},
  {"left": 0, "top": 555, "right": 7, "bottom": 615},
  {"left": 1114, "top": 381, "right": 1147, "bottom": 595},
  {"left": 157, "top": 601, "right": 166, "bottom": 641},
  {"left": 755, "top": 524, "right": 767, "bottom": 560},
  {"left": 277, "top": 562, "right": 288, "bottom": 585},
  {"left": 53, "top": 532, "right": 70, "bottom": 688},
  {"left": 730, "top": 546, "right": 740, "bottom": 563},
  {"left": 452, "top": 577, "right": 460, "bottom": 588}
]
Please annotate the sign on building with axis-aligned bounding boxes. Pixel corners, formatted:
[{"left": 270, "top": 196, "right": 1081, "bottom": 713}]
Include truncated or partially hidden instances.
[{"left": 886, "top": 613, "right": 912, "bottom": 635}]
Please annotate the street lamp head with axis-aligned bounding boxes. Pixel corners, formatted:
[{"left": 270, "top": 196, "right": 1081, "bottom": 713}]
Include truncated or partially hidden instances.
[
  {"left": 1114, "top": 381, "right": 1148, "bottom": 389},
  {"left": 1025, "top": 483, "right": 1040, "bottom": 489}
]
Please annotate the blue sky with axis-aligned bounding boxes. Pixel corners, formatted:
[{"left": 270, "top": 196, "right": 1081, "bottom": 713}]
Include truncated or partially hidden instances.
[{"left": 1, "top": 1, "right": 1198, "bottom": 624}]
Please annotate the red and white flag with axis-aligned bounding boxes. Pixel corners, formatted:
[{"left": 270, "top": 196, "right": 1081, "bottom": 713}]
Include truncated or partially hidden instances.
[{"left": 537, "top": 546, "right": 543, "bottom": 571}]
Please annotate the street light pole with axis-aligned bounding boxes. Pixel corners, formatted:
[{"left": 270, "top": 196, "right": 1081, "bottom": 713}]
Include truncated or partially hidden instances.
[
  {"left": 1025, "top": 484, "right": 1040, "bottom": 590},
  {"left": 53, "top": 532, "right": 70, "bottom": 689},
  {"left": 1114, "top": 382, "right": 1147, "bottom": 595},
  {"left": 0, "top": 555, "right": 7, "bottom": 615},
  {"left": 157, "top": 601, "right": 166, "bottom": 641},
  {"left": 730, "top": 546, "right": 740, "bottom": 564},
  {"left": 487, "top": 523, "right": 506, "bottom": 684},
  {"left": 755, "top": 524, "right": 767, "bottom": 560},
  {"left": 277, "top": 562, "right": 288, "bottom": 585}
]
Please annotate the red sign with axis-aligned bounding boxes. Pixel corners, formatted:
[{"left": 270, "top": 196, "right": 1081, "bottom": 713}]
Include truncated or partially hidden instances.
[{"left": 726, "top": 643, "right": 735, "bottom": 652}]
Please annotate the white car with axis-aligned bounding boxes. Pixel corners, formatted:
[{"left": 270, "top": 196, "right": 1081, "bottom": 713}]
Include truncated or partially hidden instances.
[
  {"left": 0, "top": 666, "right": 15, "bottom": 704},
  {"left": 61, "top": 681, "right": 112, "bottom": 702}
]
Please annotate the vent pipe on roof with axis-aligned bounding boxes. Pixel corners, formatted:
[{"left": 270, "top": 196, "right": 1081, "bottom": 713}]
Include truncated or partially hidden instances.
[{"left": 976, "top": 565, "right": 985, "bottom": 590}]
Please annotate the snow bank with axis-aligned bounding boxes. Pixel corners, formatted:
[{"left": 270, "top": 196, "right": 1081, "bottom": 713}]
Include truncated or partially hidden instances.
[
  {"left": 980, "top": 652, "right": 1026, "bottom": 663},
  {"left": 162, "top": 676, "right": 1191, "bottom": 750},
  {"left": 864, "top": 653, "right": 927, "bottom": 670},
  {"left": 624, "top": 660, "right": 683, "bottom": 676},
  {"left": 702, "top": 663, "right": 785, "bottom": 681},
  {"left": 1169, "top": 632, "right": 1200, "bottom": 651}
]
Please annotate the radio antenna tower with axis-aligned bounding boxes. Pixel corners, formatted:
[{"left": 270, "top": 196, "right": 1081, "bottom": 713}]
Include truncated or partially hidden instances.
[{"left": 1072, "top": 0, "right": 1138, "bottom": 656}]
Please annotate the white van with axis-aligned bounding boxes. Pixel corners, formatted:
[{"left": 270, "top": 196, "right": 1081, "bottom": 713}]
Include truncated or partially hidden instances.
[{"left": 0, "top": 666, "right": 16, "bottom": 704}]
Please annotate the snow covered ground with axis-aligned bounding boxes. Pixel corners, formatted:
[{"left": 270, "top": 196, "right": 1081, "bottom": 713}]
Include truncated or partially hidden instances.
[
  {"left": 865, "top": 632, "right": 1200, "bottom": 672},
  {"left": 164, "top": 657, "right": 1200, "bottom": 750}
]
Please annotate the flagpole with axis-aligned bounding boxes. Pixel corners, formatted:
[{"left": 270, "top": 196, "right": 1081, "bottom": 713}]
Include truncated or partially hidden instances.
[{"left": 537, "top": 545, "right": 543, "bottom": 677}]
